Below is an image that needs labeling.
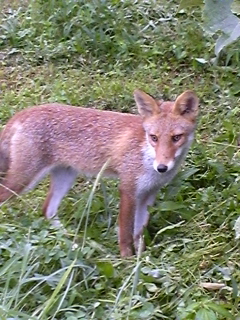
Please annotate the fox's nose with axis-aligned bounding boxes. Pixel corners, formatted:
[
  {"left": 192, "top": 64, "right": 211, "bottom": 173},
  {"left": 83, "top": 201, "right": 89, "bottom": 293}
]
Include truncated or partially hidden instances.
[{"left": 157, "top": 164, "right": 168, "bottom": 173}]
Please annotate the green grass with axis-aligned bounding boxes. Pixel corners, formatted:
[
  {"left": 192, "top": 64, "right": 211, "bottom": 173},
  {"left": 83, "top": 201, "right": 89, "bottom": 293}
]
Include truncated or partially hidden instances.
[{"left": 0, "top": 0, "right": 239, "bottom": 319}]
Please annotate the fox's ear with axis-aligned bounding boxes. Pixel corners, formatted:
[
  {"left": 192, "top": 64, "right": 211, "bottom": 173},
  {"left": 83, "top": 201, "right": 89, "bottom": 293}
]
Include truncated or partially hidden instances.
[
  {"left": 134, "top": 89, "right": 160, "bottom": 118},
  {"left": 173, "top": 90, "right": 199, "bottom": 121}
]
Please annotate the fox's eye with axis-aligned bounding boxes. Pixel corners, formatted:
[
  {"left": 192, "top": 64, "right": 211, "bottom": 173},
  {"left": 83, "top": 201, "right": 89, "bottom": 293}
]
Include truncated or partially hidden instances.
[
  {"left": 150, "top": 134, "right": 158, "bottom": 142},
  {"left": 172, "top": 134, "right": 182, "bottom": 142}
]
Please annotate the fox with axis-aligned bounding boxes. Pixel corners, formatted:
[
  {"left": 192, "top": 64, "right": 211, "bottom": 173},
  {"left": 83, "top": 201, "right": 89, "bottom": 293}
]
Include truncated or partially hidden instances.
[{"left": 0, "top": 89, "right": 199, "bottom": 257}]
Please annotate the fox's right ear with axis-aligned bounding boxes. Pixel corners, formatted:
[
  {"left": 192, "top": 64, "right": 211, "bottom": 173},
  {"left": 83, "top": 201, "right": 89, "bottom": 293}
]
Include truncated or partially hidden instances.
[
  {"left": 173, "top": 90, "right": 199, "bottom": 122},
  {"left": 134, "top": 89, "right": 160, "bottom": 118}
]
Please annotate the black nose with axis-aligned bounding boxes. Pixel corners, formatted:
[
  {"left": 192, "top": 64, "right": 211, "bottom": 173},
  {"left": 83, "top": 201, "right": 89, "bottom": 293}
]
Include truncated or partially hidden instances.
[{"left": 157, "top": 164, "right": 168, "bottom": 173}]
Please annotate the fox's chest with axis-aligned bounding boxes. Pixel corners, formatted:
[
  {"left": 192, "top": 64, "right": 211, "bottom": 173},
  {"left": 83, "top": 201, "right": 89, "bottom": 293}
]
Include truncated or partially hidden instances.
[
  {"left": 137, "top": 167, "right": 174, "bottom": 195},
  {"left": 136, "top": 145, "right": 179, "bottom": 195}
]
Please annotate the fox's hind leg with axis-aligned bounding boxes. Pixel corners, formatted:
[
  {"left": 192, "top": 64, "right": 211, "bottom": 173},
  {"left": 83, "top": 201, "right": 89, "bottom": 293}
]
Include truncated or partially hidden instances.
[
  {"left": 0, "top": 162, "right": 50, "bottom": 203},
  {"left": 42, "top": 166, "right": 78, "bottom": 227},
  {"left": 0, "top": 173, "right": 37, "bottom": 203},
  {"left": 0, "top": 173, "right": 26, "bottom": 202}
]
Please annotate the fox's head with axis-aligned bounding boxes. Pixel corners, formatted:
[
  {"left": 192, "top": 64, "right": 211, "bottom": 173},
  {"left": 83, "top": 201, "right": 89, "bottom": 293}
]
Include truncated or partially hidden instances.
[{"left": 134, "top": 89, "right": 199, "bottom": 173}]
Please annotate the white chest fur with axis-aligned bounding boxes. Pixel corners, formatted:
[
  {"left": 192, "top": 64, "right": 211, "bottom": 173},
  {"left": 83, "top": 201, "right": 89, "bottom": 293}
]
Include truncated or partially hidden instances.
[{"left": 136, "top": 142, "right": 188, "bottom": 197}]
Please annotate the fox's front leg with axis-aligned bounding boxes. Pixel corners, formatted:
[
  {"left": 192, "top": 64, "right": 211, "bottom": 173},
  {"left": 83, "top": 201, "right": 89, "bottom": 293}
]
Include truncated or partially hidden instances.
[
  {"left": 118, "top": 186, "right": 136, "bottom": 257},
  {"left": 133, "top": 193, "right": 156, "bottom": 254}
]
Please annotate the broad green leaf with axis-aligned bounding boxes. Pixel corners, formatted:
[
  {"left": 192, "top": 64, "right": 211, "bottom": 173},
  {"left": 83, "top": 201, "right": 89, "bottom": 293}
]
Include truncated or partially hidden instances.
[
  {"left": 145, "top": 283, "right": 158, "bottom": 293},
  {"left": 97, "top": 261, "right": 114, "bottom": 278},
  {"left": 186, "top": 302, "right": 201, "bottom": 312},
  {"left": 203, "top": 0, "right": 238, "bottom": 34},
  {"left": 138, "top": 302, "right": 155, "bottom": 319},
  {"left": 160, "top": 201, "right": 186, "bottom": 211},
  {"left": 207, "top": 303, "right": 235, "bottom": 319},
  {"left": 203, "top": 0, "right": 240, "bottom": 56},
  {"left": 215, "top": 26, "right": 240, "bottom": 55},
  {"left": 179, "top": 167, "right": 200, "bottom": 180},
  {"left": 196, "top": 308, "right": 217, "bottom": 320}
]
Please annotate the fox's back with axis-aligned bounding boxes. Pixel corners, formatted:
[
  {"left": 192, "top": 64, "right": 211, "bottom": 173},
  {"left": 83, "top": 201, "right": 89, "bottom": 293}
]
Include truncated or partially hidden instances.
[{"left": 1, "top": 104, "right": 145, "bottom": 176}]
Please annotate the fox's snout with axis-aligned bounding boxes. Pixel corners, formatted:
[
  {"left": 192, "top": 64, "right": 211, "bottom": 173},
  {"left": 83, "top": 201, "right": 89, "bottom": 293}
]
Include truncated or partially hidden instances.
[
  {"left": 153, "top": 159, "right": 175, "bottom": 174},
  {"left": 152, "top": 145, "right": 185, "bottom": 174}
]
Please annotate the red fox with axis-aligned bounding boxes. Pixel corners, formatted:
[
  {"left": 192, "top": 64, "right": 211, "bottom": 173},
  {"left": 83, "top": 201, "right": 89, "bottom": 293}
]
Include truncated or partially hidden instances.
[{"left": 0, "top": 89, "right": 199, "bottom": 257}]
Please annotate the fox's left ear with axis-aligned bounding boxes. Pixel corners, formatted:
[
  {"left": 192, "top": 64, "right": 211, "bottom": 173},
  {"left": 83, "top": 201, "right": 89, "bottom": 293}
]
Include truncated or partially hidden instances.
[{"left": 173, "top": 90, "right": 199, "bottom": 122}]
